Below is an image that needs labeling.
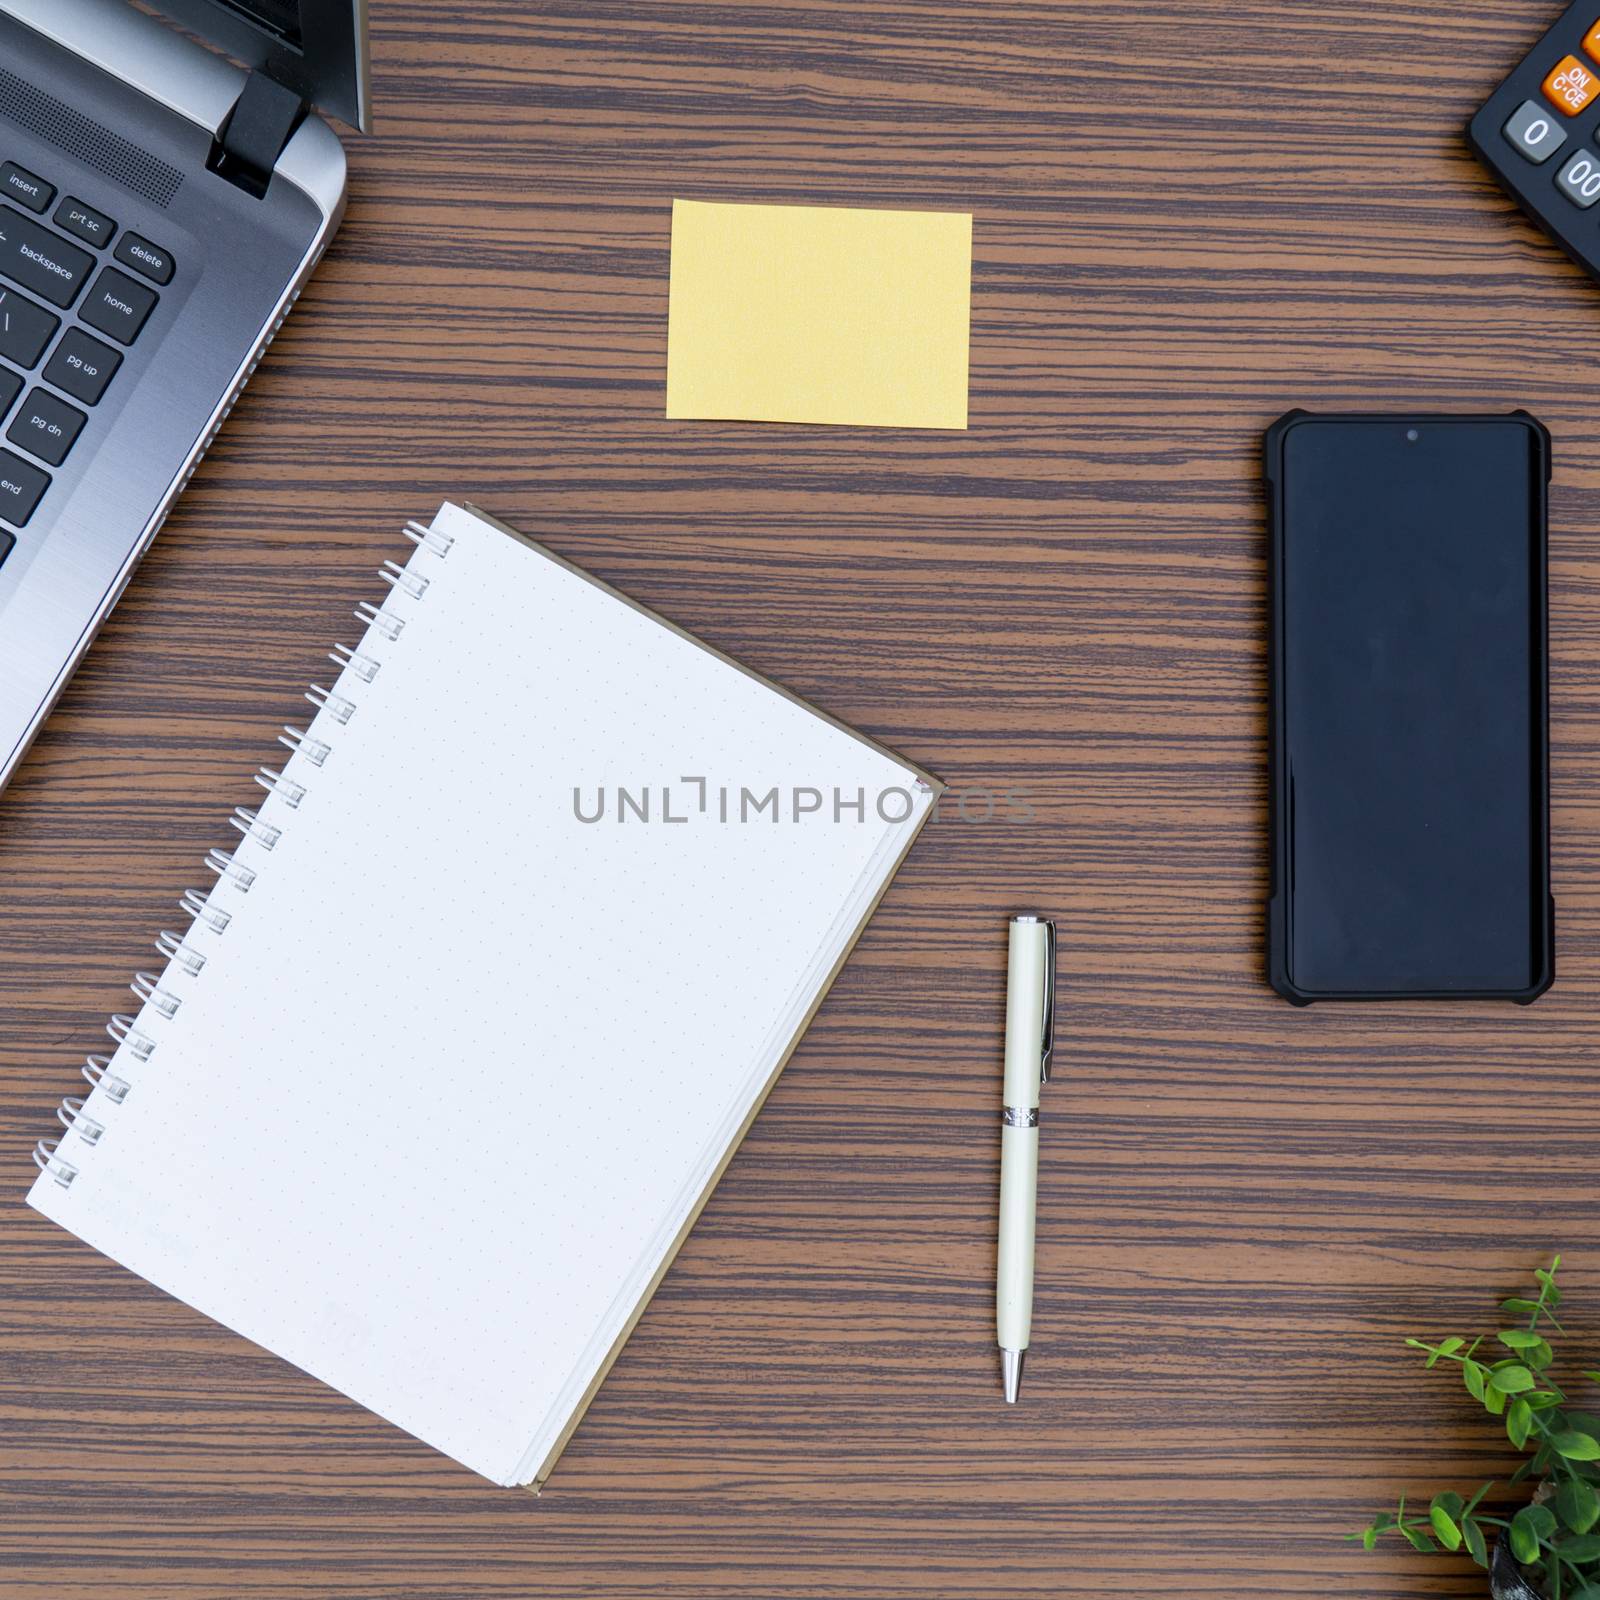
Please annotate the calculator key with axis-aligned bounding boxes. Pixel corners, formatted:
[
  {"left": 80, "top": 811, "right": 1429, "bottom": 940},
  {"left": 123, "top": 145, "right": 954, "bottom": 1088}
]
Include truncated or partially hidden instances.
[
  {"left": 1544, "top": 54, "right": 1600, "bottom": 115},
  {"left": 0, "top": 367, "right": 21, "bottom": 419},
  {"left": 7, "top": 387, "right": 84, "bottom": 465},
  {"left": 53, "top": 196, "right": 114, "bottom": 249},
  {"left": 0, "top": 206, "right": 93, "bottom": 308},
  {"left": 0, "top": 162, "right": 52, "bottom": 213},
  {"left": 0, "top": 286, "right": 57, "bottom": 368},
  {"left": 79, "top": 266, "right": 156, "bottom": 345},
  {"left": 1505, "top": 99, "right": 1568, "bottom": 164},
  {"left": 1558, "top": 147, "right": 1600, "bottom": 206},
  {"left": 1584, "top": 19, "right": 1600, "bottom": 66},
  {"left": 0, "top": 448, "right": 48, "bottom": 525},
  {"left": 43, "top": 327, "right": 120, "bottom": 405},
  {"left": 113, "top": 232, "right": 173, "bottom": 285}
]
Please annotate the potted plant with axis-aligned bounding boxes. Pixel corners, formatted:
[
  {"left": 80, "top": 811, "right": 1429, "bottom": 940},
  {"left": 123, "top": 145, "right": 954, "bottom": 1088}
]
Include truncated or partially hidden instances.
[{"left": 1357, "top": 1257, "right": 1600, "bottom": 1599}]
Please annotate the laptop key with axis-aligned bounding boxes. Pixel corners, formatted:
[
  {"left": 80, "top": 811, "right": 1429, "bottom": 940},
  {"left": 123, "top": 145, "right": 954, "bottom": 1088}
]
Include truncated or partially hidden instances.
[
  {"left": 0, "top": 205, "right": 94, "bottom": 308},
  {"left": 79, "top": 266, "right": 156, "bottom": 344},
  {"left": 44, "top": 327, "right": 120, "bottom": 405},
  {"left": 0, "top": 162, "right": 53, "bottom": 214},
  {"left": 0, "top": 287, "right": 58, "bottom": 368},
  {"left": 113, "top": 232, "right": 173, "bottom": 286},
  {"left": 0, "top": 367, "right": 21, "bottom": 420},
  {"left": 0, "top": 526, "right": 13, "bottom": 569},
  {"left": 53, "top": 196, "right": 115, "bottom": 249},
  {"left": 8, "top": 387, "right": 84, "bottom": 466},
  {"left": 0, "top": 448, "right": 48, "bottom": 526}
]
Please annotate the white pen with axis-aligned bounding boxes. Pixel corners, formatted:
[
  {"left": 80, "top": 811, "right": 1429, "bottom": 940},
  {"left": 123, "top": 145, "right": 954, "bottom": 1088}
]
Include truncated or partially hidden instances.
[{"left": 996, "top": 914, "right": 1055, "bottom": 1403}]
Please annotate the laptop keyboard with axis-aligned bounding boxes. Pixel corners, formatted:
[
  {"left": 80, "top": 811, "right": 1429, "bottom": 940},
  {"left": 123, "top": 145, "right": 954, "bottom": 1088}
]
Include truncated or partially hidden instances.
[{"left": 0, "top": 158, "right": 173, "bottom": 564}]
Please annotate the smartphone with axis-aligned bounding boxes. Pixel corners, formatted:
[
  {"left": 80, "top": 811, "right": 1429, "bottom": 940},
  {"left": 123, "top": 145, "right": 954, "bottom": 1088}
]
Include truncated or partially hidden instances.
[{"left": 1265, "top": 411, "right": 1552, "bottom": 1004}]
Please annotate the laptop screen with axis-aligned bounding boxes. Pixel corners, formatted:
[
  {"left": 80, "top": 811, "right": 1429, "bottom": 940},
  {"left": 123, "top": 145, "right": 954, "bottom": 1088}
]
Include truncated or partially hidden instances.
[{"left": 143, "top": 0, "right": 369, "bottom": 131}]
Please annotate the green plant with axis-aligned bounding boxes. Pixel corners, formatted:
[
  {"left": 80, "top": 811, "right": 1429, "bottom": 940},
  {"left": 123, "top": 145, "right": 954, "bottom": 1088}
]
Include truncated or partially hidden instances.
[{"left": 1356, "top": 1257, "right": 1600, "bottom": 1599}]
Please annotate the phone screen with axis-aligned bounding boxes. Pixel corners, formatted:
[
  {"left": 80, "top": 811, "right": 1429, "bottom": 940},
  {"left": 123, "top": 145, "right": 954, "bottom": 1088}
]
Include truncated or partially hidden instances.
[{"left": 1275, "top": 417, "right": 1545, "bottom": 996}]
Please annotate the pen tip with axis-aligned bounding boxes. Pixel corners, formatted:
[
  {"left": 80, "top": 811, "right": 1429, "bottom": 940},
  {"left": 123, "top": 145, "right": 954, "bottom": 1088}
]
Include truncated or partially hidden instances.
[{"left": 1002, "top": 1348, "right": 1024, "bottom": 1404}]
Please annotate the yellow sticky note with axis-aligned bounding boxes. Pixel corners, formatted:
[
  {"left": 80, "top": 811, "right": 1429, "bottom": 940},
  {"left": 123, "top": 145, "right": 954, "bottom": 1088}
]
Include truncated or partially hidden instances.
[{"left": 666, "top": 199, "right": 972, "bottom": 430}]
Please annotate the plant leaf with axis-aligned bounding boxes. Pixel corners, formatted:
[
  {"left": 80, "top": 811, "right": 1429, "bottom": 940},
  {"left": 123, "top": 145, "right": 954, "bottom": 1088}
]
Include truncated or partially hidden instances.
[
  {"left": 1434, "top": 1491, "right": 1465, "bottom": 1519},
  {"left": 1465, "top": 1360, "right": 1488, "bottom": 1403},
  {"left": 1488, "top": 1385, "right": 1508, "bottom": 1416},
  {"left": 1465, "top": 1483, "right": 1495, "bottom": 1515},
  {"left": 1426, "top": 1336, "right": 1466, "bottom": 1369},
  {"left": 1558, "top": 1477, "right": 1600, "bottom": 1534},
  {"left": 1430, "top": 1505, "right": 1462, "bottom": 1551},
  {"left": 1509, "top": 1398, "right": 1534, "bottom": 1449},
  {"left": 1503, "top": 1330, "right": 1547, "bottom": 1351},
  {"left": 1505, "top": 1298, "right": 1544, "bottom": 1315},
  {"left": 1492, "top": 1365, "right": 1538, "bottom": 1396},
  {"left": 1555, "top": 1533, "right": 1600, "bottom": 1561},
  {"left": 1525, "top": 1504, "right": 1558, "bottom": 1539},
  {"left": 1463, "top": 1516, "right": 1489, "bottom": 1568},
  {"left": 1554, "top": 1432, "right": 1600, "bottom": 1462},
  {"left": 1402, "top": 1524, "right": 1436, "bottom": 1555},
  {"left": 1511, "top": 1507, "right": 1543, "bottom": 1564}
]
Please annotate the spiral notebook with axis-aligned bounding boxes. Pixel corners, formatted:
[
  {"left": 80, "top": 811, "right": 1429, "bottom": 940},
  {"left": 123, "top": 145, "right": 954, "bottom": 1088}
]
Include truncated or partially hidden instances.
[{"left": 25, "top": 501, "right": 939, "bottom": 1487}]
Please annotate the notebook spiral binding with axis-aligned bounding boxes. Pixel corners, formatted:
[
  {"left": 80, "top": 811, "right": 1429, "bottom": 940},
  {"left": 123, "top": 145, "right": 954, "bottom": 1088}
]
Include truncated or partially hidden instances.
[{"left": 31, "top": 519, "right": 456, "bottom": 1191}]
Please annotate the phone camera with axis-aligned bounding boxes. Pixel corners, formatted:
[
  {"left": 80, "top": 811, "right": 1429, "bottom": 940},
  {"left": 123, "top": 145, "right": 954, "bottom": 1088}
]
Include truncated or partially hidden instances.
[{"left": 1406, "top": 429, "right": 1419, "bottom": 442}]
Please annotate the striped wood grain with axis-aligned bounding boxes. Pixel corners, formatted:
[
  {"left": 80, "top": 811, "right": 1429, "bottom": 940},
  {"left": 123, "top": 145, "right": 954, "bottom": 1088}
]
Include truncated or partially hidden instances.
[{"left": 5, "top": 1, "right": 1600, "bottom": 1596}]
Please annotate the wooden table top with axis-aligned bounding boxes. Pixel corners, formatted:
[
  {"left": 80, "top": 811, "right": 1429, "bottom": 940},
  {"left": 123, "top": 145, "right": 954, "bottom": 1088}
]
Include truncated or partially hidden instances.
[{"left": 5, "top": 1, "right": 1600, "bottom": 1595}]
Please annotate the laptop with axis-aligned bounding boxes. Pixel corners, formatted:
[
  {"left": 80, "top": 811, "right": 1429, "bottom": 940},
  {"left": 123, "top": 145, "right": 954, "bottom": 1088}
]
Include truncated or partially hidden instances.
[{"left": 0, "top": 0, "right": 368, "bottom": 790}]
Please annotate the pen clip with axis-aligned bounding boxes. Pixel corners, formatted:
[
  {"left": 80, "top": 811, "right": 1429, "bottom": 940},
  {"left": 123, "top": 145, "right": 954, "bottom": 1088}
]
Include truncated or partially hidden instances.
[{"left": 1040, "top": 919, "right": 1056, "bottom": 1084}]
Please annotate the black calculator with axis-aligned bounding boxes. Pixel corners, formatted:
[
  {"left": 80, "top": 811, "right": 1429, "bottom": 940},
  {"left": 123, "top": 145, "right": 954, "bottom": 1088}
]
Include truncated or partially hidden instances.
[{"left": 1469, "top": 1, "right": 1600, "bottom": 278}]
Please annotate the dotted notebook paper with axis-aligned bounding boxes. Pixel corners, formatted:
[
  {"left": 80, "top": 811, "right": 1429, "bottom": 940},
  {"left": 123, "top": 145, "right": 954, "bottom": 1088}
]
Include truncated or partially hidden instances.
[{"left": 27, "top": 502, "right": 938, "bottom": 1487}]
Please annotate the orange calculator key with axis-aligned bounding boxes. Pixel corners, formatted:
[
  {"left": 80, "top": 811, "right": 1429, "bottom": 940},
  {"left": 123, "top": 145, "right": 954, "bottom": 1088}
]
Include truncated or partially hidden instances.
[
  {"left": 1584, "top": 20, "right": 1600, "bottom": 65},
  {"left": 1544, "top": 54, "right": 1600, "bottom": 115}
]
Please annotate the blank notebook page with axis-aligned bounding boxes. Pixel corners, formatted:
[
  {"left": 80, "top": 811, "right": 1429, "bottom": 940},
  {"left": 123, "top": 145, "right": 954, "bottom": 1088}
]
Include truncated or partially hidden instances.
[{"left": 28, "top": 501, "right": 935, "bottom": 1486}]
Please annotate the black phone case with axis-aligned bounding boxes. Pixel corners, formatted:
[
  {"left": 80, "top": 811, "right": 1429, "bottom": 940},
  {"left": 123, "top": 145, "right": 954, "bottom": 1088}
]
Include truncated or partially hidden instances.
[{"left": 1264, "top": 410, "right": 1554, "bottom": 1005}]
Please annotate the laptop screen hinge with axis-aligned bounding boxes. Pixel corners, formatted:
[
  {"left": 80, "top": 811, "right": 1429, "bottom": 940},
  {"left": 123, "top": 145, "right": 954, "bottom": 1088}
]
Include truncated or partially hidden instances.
[{"left": 207, "top": 69, "right": 308, "bottom": 199}]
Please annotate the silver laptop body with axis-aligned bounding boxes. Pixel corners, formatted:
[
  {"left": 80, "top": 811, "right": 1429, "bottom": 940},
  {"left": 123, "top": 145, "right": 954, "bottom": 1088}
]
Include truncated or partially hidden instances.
[{"left": 0, "top": 0, "right": 368, "bottom": 790}]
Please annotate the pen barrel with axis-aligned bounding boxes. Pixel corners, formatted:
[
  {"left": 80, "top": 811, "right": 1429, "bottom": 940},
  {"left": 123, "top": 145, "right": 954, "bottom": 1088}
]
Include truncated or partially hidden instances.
[{"left": 996, "top": 1122, "right": 1038, "bottom": 1349}]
